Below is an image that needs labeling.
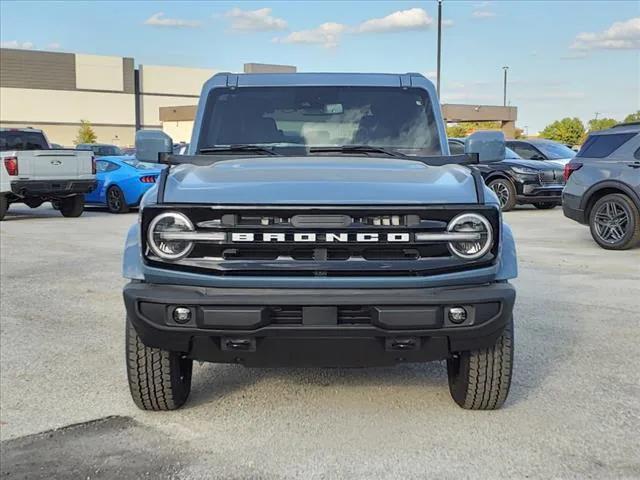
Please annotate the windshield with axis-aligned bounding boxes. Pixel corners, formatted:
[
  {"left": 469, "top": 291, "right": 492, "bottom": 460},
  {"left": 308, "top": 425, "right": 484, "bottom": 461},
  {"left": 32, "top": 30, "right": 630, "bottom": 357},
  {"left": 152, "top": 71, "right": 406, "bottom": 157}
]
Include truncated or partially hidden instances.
[
  {"left": 122, "top": 159, "right": 158, "bottom": 170},
  {"left": 0, "top": 131, "right": 49, "bottom": 150},
  {"left": 198, "top": 86, "right": 441, "bottom": 155},
  {"left": 536, "top": 142, "right": 576, "bottom": 159},
  {"left": 505, "top": 147, "right": 520, "bottom": 159}
]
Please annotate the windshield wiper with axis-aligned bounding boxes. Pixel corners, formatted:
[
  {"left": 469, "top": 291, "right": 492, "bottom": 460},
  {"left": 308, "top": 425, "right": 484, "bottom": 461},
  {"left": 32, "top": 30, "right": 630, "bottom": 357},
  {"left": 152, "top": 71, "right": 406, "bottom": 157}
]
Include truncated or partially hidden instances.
[
  {"left": 199, "top": 145, "right": 279, "bottom": 155},
  {"left": 309, "top": 145, "right": 409, "bottom": 159}
]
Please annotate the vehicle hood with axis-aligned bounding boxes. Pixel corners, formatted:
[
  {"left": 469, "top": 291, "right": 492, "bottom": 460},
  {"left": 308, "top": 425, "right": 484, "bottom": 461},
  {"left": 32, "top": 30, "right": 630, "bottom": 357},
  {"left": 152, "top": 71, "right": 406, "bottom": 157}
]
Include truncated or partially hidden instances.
[
  {"left": 162, "top": 157, "right": 479, "bottom": 204},
  {"left": 504, "top": 158, "right": 563, "bottom": 171}
]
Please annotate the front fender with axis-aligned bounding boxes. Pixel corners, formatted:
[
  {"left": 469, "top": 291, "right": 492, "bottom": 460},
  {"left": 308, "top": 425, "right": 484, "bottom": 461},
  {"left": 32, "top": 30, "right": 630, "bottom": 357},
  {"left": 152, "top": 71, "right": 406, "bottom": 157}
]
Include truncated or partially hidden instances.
[
  {"left": 123, "top": 222, "right": 144, "bottom": 280},
  {"left": 497, "top": 222, "right": 518, "bottom": 280}
]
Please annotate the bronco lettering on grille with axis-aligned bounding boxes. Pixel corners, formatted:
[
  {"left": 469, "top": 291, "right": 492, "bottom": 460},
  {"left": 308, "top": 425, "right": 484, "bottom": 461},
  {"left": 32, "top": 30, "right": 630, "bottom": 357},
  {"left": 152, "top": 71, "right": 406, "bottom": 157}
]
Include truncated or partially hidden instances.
[{"left": 230, "top": 232, "right": 412, "bottom": 243}]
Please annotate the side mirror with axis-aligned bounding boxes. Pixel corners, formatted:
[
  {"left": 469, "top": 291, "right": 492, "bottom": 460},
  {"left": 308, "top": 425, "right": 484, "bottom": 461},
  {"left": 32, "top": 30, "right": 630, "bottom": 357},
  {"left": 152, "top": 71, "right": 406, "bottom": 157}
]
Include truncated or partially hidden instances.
[
  {"left": 135, "top": 130, "right": 172, "bottom": 163},
  {"left": 465, "top": 131, "right": 506, "bottom": 163}
]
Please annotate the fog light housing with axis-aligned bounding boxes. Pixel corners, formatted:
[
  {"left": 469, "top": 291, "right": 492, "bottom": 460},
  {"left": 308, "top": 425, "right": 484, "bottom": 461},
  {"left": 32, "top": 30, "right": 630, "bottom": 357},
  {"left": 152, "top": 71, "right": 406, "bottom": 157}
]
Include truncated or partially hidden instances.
[
  {"left": 448, "top": 306, "right": 467, "bottom": 324},
  {"left": 173, "top": 307, "right": 192, "bottom": 324}
]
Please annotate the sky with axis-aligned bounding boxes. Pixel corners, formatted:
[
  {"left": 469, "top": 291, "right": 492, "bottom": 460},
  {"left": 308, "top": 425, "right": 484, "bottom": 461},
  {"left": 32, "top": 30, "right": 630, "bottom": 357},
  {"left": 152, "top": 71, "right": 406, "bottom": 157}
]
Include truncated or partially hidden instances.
[{"left": 1, "top": 0, "right": 638, "bottom": 133}]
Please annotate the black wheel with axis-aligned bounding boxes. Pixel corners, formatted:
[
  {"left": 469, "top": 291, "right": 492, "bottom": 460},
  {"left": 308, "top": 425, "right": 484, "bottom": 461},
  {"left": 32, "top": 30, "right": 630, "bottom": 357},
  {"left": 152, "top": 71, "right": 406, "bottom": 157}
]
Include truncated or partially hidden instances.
[
  {"left": 589, "top": 193, "right": 640, "bottom": 250},
  {"left": 488, "top": 178, "right": 517, "bottom": 211},
  {"left": 51, "top": 200, "right": 60, "bottom": 210},
  {"left": 106, "top": 185, "right": 130, "bottom": 214},
  {"left": 533, "top": 202, "right": 556, "bottom": 210},
  {"left": 126, "top": 317, "right": 192, "bottom": 411},
  {"left": 447, "top": 316, "right": 514, "bottom": 410},
  {"left": 59, "top": 194, "right": 84, "bottom": 217},
  {"left": 0, "top": 195, "right": 8, "bottom": 221}
]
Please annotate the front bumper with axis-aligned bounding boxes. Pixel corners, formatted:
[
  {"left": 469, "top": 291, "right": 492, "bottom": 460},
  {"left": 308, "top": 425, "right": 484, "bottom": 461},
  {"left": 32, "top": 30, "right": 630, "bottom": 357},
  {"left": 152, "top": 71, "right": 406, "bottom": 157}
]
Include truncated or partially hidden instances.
[
  {"left": 124, "top": 281, "right": 516, "bottom": 367},
  {"left": 11, "top": 179, "right": 96, "bottom": 198},
  {"left": 517, "top": 184, "right": 564, "bottom": 204}
]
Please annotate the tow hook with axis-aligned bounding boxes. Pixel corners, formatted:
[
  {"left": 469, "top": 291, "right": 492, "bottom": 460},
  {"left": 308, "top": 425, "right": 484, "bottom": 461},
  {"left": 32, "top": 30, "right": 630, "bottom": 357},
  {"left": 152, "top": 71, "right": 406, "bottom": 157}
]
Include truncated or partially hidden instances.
[
  {"left": 386, "top": 337, "right": 420, "bottom": 351},
  {"left": 222, "top": 337, "right": 256, "bottom": 352}
]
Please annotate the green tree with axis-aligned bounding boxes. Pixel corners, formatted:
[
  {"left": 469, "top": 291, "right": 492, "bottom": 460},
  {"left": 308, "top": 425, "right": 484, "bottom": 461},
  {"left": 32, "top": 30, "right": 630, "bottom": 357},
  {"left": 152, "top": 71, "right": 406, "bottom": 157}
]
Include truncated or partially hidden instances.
[
  {"left": 446, "top": 121, "right": 501, "bottom": 138},
  {"left": 514, "top": 127, "right": 526, "bottom": 139},
  {"left": 539, "top": 117, "right": 585, "bottom": 145},
  {"left": 587, "top": 117, "right": 617, "bottom": 132},
  {"left": 446, "top": 124, "right": 468, "bottom": 137},
  {"left": 624, "top": 111, "right": 640, "bottom": 123},
  {"left": 74, "top": 120, "right": 97, "bottom": 145}
]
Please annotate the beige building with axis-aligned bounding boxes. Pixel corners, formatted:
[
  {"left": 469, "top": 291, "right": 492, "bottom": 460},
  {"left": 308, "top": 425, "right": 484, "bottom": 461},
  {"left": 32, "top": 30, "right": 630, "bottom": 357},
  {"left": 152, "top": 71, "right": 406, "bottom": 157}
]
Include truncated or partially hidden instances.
[{"left": 0, "top": 48, "right": 218, "bottom": 146}]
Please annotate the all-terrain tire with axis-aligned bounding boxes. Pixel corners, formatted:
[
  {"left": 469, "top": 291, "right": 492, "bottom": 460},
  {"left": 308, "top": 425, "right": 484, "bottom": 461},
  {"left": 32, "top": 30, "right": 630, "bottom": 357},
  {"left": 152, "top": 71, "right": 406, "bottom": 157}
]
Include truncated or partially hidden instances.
[
  {"left": 0, "top": 195, "right": 8, "bottom": 221},
  {"left": 589, "top": 193, "right": 640, "bottom": 250},
  {"left": 447, "top": 316, "right": 514, "bottom": 410},
  {"left": 125, "top": 317, "right": 193, "bottom": 411},
  {"left": 488, "top": 178, "right": 517, "bottom": 212},
  {"left": 533, "top": 202, "right": 556, "bottom": 210},
  {"left": 59, "top": 194, "right": 84, "bottom": 217}
]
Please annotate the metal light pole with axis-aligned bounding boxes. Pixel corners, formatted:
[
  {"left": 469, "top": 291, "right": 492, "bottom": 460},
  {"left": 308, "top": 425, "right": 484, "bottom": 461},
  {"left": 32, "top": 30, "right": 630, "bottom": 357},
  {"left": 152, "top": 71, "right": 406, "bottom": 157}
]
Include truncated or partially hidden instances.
[
  {"left": 436, "top": 0, "right": 442, "bottom": 98},
  {"left": 502, "top": 66, "right": 509, "bottom": 107}
]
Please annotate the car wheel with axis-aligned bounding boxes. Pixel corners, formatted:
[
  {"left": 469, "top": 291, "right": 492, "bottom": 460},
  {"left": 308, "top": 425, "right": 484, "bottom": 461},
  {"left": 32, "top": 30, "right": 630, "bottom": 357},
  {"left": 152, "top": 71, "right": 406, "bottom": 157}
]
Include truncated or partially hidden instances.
[
  {"left": 0, "top": 195, "right": 8, "bottom": 221},
  {"left": 533, "top": 202, "right": 556, "bottom": 210},
  {"left": 447, "top": 316, "right": 514, "bottom": 410},
  {"left": 59, "top": 195, "right": 84, "bottom": 217},
  {"left": 126, "top": 316, "right": 193, "bottom": 411},
  {"left": 589, "top": 193, "right": 640, "bottom": 250},
  {"left": 107, "top": 185, "right": 129, "bottom": 214},
  {"left": 488, "top": 178, "right": 517, "bottom": 211}
]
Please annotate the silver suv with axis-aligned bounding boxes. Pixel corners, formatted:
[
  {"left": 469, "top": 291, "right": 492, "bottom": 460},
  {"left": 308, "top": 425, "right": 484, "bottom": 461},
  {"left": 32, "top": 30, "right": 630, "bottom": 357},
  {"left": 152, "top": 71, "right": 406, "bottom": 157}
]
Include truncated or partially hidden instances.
[{"left": 563, "top": 122, "right": 640, "bottom": 249}]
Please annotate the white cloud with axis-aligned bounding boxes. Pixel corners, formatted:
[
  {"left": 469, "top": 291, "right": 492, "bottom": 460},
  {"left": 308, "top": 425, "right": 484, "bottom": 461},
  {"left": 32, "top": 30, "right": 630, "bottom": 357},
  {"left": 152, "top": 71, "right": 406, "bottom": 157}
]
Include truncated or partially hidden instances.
[
  {"left": 1, "top": 40, "right": 34, "bottom": 49},
  {"left": 355, "top": 8, "right": 432, "bottom": 33},
  {"left": 144, "top": 12, "right": 202, "bottom": 28},
  {"left": 571, "top": 17, "right": 640, "bottom": 51},
  {"left": 472, "top": 10, "right": 496, "bottom": 18},
  {"left": 47, "top": 42, "right": 61, "bottom": 50},
  {"left": 225, "top": 8, "right": 287, "bottom": 32},
  {"left": 442, "top": 19, "right": 454, "bottom": 27},
  {"left": 274, "top": 22, "right": 346, "bottom": 48}
]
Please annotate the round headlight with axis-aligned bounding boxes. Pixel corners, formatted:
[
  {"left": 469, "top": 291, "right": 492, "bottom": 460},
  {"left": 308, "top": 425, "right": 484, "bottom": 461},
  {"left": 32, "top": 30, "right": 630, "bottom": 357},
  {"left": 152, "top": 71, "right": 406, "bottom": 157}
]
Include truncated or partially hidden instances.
[
  {"left": 147, "top": 212, "right": 194, "bottom": 260},
  {"left": 447, "top": 213, "right": 493, "bottom": 260}
]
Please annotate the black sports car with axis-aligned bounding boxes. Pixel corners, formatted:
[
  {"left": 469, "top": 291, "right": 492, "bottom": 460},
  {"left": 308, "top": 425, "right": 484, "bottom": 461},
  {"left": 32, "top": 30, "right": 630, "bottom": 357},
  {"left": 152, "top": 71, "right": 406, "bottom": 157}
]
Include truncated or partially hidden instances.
[{"left": 448, "top": 138, "right": 565, "bottom": 211}]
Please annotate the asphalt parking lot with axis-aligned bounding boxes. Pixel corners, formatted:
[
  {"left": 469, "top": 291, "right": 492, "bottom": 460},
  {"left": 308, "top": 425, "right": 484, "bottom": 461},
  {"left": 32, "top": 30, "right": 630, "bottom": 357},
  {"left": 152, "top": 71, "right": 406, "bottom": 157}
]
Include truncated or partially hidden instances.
[{"left": 1, "top": 204, "right": 639, "bottom": 479}]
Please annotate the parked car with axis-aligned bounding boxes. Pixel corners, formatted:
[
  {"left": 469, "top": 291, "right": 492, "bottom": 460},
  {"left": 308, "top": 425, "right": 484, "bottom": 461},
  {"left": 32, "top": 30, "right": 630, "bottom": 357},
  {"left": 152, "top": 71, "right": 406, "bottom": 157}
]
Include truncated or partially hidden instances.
[
  {"left": 449, "top": 138, "right": 565, "bottom": 211},
  {"left": 506, "top": 139, "right": 576, "bottom": 166},
  {"left": 85, "top": 156, "right": 164, "bottom": 213},
  {"left": 563, "top": 122, "right": 640, "bottom": 250},
  {"left": 0, "top": 128, "right": 95, "bottom": 220},
  {"left": 122, "top": 72, "right": 518, "bottom": 411},
  {"left": 76, "top": 143, "right": 123, "bottom": 157}
]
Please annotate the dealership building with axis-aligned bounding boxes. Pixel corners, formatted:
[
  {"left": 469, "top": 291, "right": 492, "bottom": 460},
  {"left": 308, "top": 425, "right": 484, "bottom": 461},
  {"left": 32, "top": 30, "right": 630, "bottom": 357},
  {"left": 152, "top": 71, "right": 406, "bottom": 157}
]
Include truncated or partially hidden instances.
[{"left": 1, "top": 48, "right": 516, "bottom": 146}]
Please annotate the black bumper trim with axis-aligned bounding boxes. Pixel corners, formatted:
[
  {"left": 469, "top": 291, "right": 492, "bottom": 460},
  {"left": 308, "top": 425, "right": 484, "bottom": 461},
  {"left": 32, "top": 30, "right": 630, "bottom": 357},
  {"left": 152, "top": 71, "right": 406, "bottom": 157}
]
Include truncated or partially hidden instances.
[
  {"left": 562, "top": 203, "right": 587, "bottom": 224},
  {"left": 11, "top": 179, "right": 96, "bottom": 197},
  {"left": 124, "top": 282, "right": 515, "bottom": 367}
]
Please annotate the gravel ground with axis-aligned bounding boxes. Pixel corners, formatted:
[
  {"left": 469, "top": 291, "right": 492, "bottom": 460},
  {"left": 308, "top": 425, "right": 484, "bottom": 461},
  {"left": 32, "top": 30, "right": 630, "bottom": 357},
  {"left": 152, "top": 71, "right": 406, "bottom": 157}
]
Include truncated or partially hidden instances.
[{"left": 1, "top": 203, "right": 639, "bottom": 479}]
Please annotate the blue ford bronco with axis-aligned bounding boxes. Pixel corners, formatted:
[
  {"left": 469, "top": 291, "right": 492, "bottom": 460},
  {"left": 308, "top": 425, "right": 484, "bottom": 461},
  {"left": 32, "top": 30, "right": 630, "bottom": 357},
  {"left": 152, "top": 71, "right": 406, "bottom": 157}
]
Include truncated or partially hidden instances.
[{"left": 123, "top": 73, "right": 518, "bottom": 411}]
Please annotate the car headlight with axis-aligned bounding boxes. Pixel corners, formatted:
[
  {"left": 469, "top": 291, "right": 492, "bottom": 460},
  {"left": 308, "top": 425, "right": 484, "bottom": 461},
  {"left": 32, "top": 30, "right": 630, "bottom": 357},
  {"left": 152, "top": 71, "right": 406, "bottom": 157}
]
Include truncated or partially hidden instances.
[
  {"left": 147, "top": 212, "right": 195, "bottom": 260},
  {"left": 511, "top": 166, "right": 538, "bottom": 175},
  {"left": 447, "top": 213, "right": 493, "bottom": 259}
]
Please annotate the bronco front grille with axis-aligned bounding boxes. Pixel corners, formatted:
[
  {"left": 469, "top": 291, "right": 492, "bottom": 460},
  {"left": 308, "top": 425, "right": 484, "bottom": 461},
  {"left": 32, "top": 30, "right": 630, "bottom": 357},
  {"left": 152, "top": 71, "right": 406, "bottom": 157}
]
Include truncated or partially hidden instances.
[{"left": 142, "top": 205, "right": 500, "bottom": 277}]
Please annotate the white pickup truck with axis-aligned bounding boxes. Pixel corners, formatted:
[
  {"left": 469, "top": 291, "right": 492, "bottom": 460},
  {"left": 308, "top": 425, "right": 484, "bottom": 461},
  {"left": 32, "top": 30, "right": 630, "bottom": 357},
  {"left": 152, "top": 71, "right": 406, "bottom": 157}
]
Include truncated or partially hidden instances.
[{"left": 0, "top": 128, "right": 96, "bottom": 220}]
